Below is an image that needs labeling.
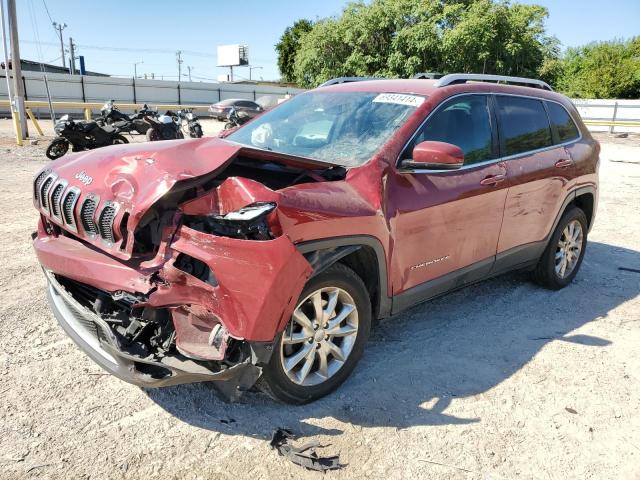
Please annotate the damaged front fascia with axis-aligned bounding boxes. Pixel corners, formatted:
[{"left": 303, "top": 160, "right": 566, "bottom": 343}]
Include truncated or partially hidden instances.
[{"left": 36, "top": 142, "right": 385, "bottom": 371}]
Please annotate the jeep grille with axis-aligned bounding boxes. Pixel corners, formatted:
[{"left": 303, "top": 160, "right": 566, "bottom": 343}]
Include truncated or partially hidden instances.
[
  {"left": 98, "top": 203, "right": 117, "bottom": 243},
  {"left": 80, "top": 197, "right": 98, "bottom": 236},
  {"left": 50, "top": 183, "right": 65, "bottom": 218}
]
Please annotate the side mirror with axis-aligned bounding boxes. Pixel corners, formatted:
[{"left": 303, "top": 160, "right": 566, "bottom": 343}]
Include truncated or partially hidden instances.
[{"left": 401, "top": 141, "right": 464, "bottom": 170}]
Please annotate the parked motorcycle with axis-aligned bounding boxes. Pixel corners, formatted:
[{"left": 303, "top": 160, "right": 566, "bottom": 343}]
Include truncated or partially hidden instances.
[
  {"left": 144, "top": 110, "right": 184, "bottom": 141},
  {"left": 223, "top": 106, "right": 252, "bottom": 130},
  {"left": 177, "top": 108, "right": 203, "bottom": 138},
  {"left": 99, "top": 100, "right": 155, "bottom": 135},
  {"left": 46, "top": 115, "right": 129, "bottom": 160}
]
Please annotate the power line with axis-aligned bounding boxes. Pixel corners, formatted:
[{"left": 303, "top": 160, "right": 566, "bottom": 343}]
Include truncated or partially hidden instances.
[{"left": 41, "top": 0, "right": 54, "bottom": 26}]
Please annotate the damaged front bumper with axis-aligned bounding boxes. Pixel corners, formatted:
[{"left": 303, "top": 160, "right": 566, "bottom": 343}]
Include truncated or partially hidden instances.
[
  {"left": 44, "top": 268, "right": 261, "bottom": 398},
  {"left": 34, "top": 213, "right": 313, "bottom": 397}
]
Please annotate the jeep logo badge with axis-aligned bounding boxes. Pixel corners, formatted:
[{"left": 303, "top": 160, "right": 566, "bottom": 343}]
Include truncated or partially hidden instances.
[{"left": 74, "top": 171, "right": 93, "bottom": 186}]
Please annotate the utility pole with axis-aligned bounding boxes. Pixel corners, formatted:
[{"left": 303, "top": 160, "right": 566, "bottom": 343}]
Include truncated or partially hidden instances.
[
  {"left": 176, "top": 50, "right": 182, "bottom": 81},
  {"left": 186, "top": 65, "right": 193, "bottom": 82},
  {"left": 52, "top": 21, "right": 66, "bottom": 68},
  {"left": 249, "top": 66, "right": 262, "bottom": 81},
  {"left": 134, "top": 60, "right": 143, "bottom": 79},
  {"left": 7, "top": 0, "right": 27, "bottom": 138},
  {"left": 0, "top": 0, "right": 18, "bottom": 143},
  {"left": 68, "top": 37, "right": 76, "bottom": 74}
]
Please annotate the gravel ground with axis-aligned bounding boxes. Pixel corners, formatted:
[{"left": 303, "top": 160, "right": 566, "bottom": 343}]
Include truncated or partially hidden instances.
[{"left": 0, "top": 126, "right": 638, "bottom": 480}]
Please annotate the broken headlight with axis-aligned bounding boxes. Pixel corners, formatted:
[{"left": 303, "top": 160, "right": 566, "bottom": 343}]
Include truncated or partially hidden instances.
[{"left": 183, "top": 202, "right": 277, "bottom": 240}]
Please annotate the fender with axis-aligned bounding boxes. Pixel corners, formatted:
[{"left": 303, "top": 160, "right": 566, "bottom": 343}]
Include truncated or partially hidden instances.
[{"left": 295, "top": 235, "right": 392, "bottom": 318}]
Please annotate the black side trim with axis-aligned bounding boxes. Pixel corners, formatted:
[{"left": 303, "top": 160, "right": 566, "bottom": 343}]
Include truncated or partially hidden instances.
[
  {"left": 296, "top": 236, "right": 391, "bottom": 318},
  {"left": 491, "top": 241, "right": 544, "bottom": 276},
  {"left": 392, "top": 256, "right": 494, "bottom": 314},
  {"left": 304, "top": 245, "right": 362, "bottom": 278}
]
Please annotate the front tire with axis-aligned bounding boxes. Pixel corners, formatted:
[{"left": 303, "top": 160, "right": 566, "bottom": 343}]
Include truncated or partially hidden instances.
[
  {"left": 260, "top": 263, "right": 371, "bottom": 404},
  {"left": 191, "top": 125, "right": 203, "bottom": 138},
  {"left": 533, "top": 206, "right": 588, "bottom": 290},
  {"left": 46, "top": 138, "right": 69, "bottom": 160}
]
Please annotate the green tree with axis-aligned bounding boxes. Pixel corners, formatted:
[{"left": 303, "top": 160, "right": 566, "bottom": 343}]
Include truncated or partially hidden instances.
[
  {"left": 290, "top": 0, "right": 559, "bottom": 87},
  {"left": 275, "top": 19, "right": 313, "bottom": 83},
  {"left": 556, "top": 38, "right": 640, "bottom": 98}
]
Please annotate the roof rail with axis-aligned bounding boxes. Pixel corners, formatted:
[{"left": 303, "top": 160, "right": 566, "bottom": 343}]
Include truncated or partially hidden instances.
[
  {"left": 318, "top": 76, "right": 381, "bottom": 87},
  {"left": 412, "top": 72, "right": 444, "bottom": 80},
  {"left": 434, "top": 73, "right": 553, "bottom": 91}
]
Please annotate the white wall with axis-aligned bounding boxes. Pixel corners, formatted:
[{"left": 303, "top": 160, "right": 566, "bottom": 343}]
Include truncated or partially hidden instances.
[
  {"left": 572, "top": 99, "right": 640, "bottom": 134},
  {"left": 0, "top": 71, "right": 304, "bottom": 117}
]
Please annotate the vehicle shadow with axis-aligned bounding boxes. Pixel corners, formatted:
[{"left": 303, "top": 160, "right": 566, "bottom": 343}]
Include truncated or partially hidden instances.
[{"left": 146, "top": 241, "right": 639, "bottom": 440}]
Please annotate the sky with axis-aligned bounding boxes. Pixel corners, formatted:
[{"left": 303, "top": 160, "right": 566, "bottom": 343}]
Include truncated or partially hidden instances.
[{"left": 16, "top": 0, "right": 640, "bottom": 82}]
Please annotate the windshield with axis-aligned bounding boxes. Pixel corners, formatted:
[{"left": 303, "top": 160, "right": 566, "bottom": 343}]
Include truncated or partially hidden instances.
[{"left": 227, "top": 91, "right": 424, "bottom": 167}]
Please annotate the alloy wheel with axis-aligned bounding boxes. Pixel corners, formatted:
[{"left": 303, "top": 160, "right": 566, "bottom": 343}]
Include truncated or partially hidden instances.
[
  {"left": 280, "top": 287, "right": 359, "bottom": 386},
  {"left": 555, "top": 219, "right": 583, "bottom": 278}
]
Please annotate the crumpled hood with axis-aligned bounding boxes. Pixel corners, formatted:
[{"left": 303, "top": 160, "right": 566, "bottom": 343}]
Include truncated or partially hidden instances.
[
  {"left": 44, "top": 137, "right": 240, "bottom": 210},
  {"left": 34, "top": 137, "right": 241, "bottom": 260}
]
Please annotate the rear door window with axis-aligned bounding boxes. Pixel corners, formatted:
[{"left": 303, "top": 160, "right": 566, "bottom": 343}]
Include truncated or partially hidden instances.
[
  {"left": 237, "top": 101, "right": 256, "bottom": 108},
  {"left": 495, "top": 96, "right": 553, "bottom": 156},
  {"left": 546, "top": 102, "right": 580, "bottom": 143}
]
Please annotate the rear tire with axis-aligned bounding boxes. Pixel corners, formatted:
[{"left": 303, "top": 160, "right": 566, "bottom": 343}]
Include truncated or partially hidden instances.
[
  {"left": 46, "top": 138, "right": 69, "bottom": 160},
  {"left": 145, "top": 128, "right": 160, "bottom": 141},
  {"left": 111, "top": 134, "right": 129, "bottom": 145},
  {"left": 260, "top": 263, "right": 371, "bottom": 404},
  {"left": 533, "top": 206, "right": 588, "bottom": 290}
]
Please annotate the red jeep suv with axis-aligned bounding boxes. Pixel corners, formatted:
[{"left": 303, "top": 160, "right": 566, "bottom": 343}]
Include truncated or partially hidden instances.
[{"left": 32, "top": 74, "right": 598, "bottom": 404}]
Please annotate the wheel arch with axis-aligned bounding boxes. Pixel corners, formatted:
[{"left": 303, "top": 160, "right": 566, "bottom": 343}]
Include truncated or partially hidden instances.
[{"left": 296, "top": 236, "right": 391, "bottom": 319}]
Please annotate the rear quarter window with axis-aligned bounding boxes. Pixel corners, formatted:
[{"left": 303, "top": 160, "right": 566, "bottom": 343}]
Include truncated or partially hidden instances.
[
  {"left": 496, "top": 96, "right": 553, "bottom": 156},
  {"left": 546, "top": 102, "right": 580, "bottom": 143}
]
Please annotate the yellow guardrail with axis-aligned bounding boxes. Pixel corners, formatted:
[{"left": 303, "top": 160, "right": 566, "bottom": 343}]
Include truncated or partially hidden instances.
[{"left": 583, "top": 120, "right": 640, "bottom": 127}]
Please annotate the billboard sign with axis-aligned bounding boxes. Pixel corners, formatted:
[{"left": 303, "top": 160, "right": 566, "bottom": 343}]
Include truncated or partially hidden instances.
[{"left": 217, "top": 45, "right": 249, "bottom": 67}]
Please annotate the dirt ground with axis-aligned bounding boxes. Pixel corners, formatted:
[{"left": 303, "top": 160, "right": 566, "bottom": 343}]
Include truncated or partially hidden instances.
[{"left": 0, "top": 123, "right": 638, "bottom": 480}]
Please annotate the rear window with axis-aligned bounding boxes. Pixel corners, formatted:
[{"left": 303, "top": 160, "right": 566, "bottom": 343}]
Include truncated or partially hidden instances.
[
  {"left": 496, "top": 96, "right": 553, "bottom": 156},
  {"left": 546, "top": 102, "right": 580, "bottom": 143}
]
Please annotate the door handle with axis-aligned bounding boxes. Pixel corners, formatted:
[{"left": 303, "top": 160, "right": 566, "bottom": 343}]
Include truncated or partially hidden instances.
[
  {"left": 480, "top": 174, "right": 506, "bottom": 186},
  {"left": 555, "top": 158, "right": 573, "bottom": 168}
]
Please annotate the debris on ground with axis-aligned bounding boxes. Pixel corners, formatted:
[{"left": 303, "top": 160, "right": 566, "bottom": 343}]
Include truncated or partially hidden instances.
[{"left": 270, "top": 428, "right": 343, "bottom": 471}]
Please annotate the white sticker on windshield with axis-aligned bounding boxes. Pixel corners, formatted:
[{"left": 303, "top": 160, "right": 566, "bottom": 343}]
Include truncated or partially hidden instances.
[{"left": 373, "top": 93, "right": 425, "bottom": 107}]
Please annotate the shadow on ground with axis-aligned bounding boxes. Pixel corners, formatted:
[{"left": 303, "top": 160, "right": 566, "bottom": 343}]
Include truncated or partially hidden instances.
[{"left": 147, "top": 241, "right": 639, "bottom": 440}]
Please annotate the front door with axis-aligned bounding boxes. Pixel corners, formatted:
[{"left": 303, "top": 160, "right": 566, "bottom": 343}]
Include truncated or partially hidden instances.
[{"left": 386, "top": 94, "right": 508, "bottom": 309}]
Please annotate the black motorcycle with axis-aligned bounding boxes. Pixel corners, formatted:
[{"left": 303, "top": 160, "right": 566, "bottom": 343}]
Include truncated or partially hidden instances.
[
  {"left": 144, "top": 110, "right": 184, "bottom": 141},
  {"left": 46, "top": 115, "right": 129, "bottom": 160},
  {"left": 224, "top": 106, "right": 251, "bottom": 130},
  {"left": 177, "top": 108, "right": 203, "bottom": 138},
  {"left": 99, "top": 100, "right": 154, "bottom": 135}
]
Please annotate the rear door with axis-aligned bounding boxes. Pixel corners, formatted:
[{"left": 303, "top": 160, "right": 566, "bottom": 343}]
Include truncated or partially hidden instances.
[
  {"left": 387, "top": 94, "right": 508, "bottom": 304},
  {"left": 495, "top": 95, "right": 576, "bottom": 266}
]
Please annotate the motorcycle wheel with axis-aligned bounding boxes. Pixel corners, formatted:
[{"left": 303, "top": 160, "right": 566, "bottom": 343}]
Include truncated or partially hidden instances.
[
  {"left": 111, "top": 135, "right": 129, "bottom": 145},
  {"left": 46, "top": 138, "right": 70, "bottom": 160},
  {"left": 146, "top": 128, "right": 161, "bottom": 142},
  {"left": 191, "top": 125, "right": 203, "bottom": 138},
  {"left": 224, "top": 122, "right": 235, "bottom": 130}
]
